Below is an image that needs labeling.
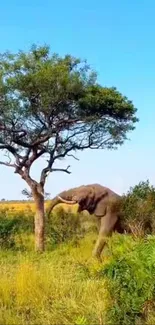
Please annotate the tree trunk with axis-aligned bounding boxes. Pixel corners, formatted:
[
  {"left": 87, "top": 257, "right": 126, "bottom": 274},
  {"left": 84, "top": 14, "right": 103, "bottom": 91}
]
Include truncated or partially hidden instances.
[{"left": 33, "top": 190, "right": 45, "bottom": 252}]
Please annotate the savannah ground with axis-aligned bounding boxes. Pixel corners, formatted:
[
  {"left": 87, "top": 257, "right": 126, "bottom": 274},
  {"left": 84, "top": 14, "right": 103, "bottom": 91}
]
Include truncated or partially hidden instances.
[{"left": 1, "top": 199, "right": 155, "bottom": 325}]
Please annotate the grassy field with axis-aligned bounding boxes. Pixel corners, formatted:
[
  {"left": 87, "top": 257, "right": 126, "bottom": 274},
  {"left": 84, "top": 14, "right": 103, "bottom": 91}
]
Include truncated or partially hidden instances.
[
  {"left": 1, "top": 232, "right": 155, "bottom": 325},
  {"left": 1, "top": 200, "right": 155, "bottom": 325},
  {"left": 0, "top": 232, "right": 111, "bottom": 325},
  {"left": 0, "top": 200, "right": 79, "bottom": 214}
]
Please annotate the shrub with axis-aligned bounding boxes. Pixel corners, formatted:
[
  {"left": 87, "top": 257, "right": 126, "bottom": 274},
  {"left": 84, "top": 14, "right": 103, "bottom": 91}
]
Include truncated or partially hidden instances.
[
  {"left": 0, "top": 210, "right": 34, "bottom": 249},
  {"left": 46, "top": 208, "right": 84, "bottom": 247},
  {"left": 0, "top": 217, "right": 18, "bottom": 248},
  {"left": 96, "top": 235, "right": 155, "bottom": 325},
  {"left": 0, "top": 206, "right": 87, "bottom": 251},
  {"left": 121, "top": 180, "right": 155, "bottom": 236}
]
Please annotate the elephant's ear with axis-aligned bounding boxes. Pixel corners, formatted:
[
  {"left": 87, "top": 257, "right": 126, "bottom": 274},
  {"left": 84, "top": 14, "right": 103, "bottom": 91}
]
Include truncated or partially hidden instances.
[{"left": 94, "top": 199, "right": 106, "bottom": 217}]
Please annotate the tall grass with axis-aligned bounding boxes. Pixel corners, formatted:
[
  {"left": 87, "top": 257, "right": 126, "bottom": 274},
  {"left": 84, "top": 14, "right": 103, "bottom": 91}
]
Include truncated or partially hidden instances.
[
  {"left": 1, "top": 234, "right": 155, "bottom": 325},
  {"left": 1, "top": 182, "right": 155, "bottom": 325},
  {"left": 0, "top": 233, "right": 111, "bottom": 325}
]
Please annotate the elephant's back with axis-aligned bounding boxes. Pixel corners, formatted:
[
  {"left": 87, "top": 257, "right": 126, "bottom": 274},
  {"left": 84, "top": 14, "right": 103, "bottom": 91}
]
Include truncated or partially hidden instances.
[{"left": 89, "top": 183, "right": 121, "bottom": 199}]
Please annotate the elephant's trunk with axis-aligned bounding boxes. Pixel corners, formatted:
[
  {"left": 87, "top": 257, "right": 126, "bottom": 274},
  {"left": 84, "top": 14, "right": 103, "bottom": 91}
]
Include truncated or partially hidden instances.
[
  {"left": 46, "top": 196, "right": 61, "bottom": 218},
  {"left": 46, "top": 194, "right": 76, "bottom": 218}
]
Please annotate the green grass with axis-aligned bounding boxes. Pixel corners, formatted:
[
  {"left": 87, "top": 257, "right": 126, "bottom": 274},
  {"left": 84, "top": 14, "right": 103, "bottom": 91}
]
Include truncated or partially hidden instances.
[
  {"left": 1, "top": 203, "right": 155, "bottom": 325},
  {"left": 0, "top": 232, "right": 111, "bottom": 325},
  {"left": 1, "top": 233, "right": 155, "bottom": 325}
]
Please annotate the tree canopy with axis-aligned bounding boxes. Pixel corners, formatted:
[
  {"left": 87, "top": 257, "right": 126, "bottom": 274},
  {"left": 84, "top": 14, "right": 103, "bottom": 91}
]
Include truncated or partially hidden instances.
[
  {"left": 0, "top": 44, "right": 138, "bottom": 251},
  {"left": 0, "top": 44, "right": 138, "bottom": 191}
]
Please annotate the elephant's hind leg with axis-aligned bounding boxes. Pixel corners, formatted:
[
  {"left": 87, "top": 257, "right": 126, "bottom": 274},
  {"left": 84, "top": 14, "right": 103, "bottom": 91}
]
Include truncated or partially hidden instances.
[{"left": 92, "top": 212, "right": 118, "bottom": 261}]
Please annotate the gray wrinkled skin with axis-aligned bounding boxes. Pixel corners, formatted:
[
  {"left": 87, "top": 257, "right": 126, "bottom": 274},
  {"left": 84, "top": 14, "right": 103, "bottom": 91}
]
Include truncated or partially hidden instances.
[{"left": 47, "top": 184, "right": 123, "bottom": 260}]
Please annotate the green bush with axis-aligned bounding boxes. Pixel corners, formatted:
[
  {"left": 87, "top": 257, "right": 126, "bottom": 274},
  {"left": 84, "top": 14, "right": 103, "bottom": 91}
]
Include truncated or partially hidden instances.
[
  {"left": 0, "top": 210, "right": 34, "bottom": 249},
  {"left": 0, "top": 217, "right": 18, "bottom": 248},
  {"left": 96, "top": 235, "right": 155, "bottom": 325},
  {"left": 0, "top": 207, "right": 86, "bottom": 250},
  {"left": 46, "top": 208, "right": 84, "bottom": 247},
  {"left": 121, "top": 180, "right": 155, "bottom": 236}
]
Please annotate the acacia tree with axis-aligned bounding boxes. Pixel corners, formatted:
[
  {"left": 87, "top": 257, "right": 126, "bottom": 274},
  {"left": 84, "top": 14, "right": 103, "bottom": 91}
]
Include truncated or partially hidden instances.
[{"left": 0, "top": 45, "right": 138, "bottom": 252}]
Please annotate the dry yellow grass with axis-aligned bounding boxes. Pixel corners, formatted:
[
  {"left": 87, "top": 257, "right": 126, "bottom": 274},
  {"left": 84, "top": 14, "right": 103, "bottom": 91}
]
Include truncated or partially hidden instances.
[
  {"left": 0, "top": 234, "right": 111, "bottom": 325},
  {"left": 0, "top": 200, "right": 79, "bottom": 214}
]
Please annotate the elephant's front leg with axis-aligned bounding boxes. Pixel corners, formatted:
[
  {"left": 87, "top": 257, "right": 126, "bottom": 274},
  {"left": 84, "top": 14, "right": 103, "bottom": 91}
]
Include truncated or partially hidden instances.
[{"left": 92, "top": 213, "right": 118, "bottom": 261}]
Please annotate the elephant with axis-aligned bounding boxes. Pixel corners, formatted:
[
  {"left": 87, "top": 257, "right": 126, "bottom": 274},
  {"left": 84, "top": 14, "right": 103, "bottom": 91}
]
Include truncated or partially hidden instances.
[{"left": 47, "top": 183, "right": 123, "bottom": 260}]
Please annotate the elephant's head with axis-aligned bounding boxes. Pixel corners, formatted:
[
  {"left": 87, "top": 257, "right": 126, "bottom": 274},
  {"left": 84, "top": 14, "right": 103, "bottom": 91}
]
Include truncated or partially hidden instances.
[
  {"left": 58, "top": 184, "right": 111, "bottom": 217},
  {"left": 58, "top": 185, "right": 93, "bottom": 211}
]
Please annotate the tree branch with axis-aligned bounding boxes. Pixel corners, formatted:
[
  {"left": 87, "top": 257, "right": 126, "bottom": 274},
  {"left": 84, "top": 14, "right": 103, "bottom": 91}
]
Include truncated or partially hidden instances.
[
  {"left": 0, "top": 144, "right": 19, "bottom": 156},
  {"left": 66, "top": 153, "right": 79, "bottom": 161},
  {"left": 51, "top": 165, "right": 71, "bottom": 174},
  {"left": 39, "top": 132, "right": 60, "bottom": 186},
  {"left": 40, "top": 165, "right": 71, "bottom": 184},
  {"left": 0, "top": 144, "right": 22, "bottom": 168},
  {"left": 0, "top": 161, "right": 16, "bottom": 168}
]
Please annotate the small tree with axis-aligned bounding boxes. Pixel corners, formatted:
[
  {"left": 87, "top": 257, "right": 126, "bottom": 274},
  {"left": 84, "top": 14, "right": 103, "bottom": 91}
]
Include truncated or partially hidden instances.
[
  {"left": 0, "top": 45, "right": 138, "bottom": 252},
  {"left": 121, "top": 180, "right": 155, "bottom": 235}
]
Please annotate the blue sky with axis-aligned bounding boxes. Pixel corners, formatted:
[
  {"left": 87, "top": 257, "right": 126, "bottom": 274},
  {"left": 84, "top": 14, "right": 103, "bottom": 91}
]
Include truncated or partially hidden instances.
[{"left": 0, "top": 0, "right": 155, "bottom": 199}]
